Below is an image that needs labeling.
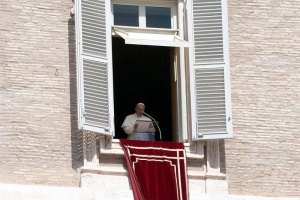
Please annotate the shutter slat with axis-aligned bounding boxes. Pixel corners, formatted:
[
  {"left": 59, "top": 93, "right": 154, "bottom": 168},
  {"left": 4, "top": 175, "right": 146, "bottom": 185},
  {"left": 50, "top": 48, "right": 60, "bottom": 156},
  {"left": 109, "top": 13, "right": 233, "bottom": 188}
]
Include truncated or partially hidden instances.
[
  {"left": 83, "top": 58, "right": 109, "bottom": 128},
  {"left": 195, "top": 67, "right": 226, "bottom": 134},
  {"left": 81, "top": 0, "right": 106, "bottom": 58},
  {"left": 193, "top": 0, "right": 224, "bottom": 64}
]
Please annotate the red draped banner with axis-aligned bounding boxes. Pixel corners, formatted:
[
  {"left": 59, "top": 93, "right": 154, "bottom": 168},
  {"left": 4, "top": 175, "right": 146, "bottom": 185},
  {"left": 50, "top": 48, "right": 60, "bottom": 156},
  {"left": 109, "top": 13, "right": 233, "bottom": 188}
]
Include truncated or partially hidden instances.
[{"left": 120, "top": 139, "right": 188, "bottom": 200}]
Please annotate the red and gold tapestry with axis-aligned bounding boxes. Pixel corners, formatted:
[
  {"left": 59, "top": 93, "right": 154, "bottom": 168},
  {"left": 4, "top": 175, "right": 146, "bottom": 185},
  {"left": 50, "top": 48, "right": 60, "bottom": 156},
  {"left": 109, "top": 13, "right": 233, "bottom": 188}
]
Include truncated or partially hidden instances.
[{"left": 120, "top": 139, "right": 188, "bottom": 200}]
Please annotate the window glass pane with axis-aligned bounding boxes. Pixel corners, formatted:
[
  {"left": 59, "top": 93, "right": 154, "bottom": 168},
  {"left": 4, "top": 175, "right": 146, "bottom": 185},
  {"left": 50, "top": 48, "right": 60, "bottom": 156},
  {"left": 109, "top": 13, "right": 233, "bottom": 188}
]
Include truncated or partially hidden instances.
[
  {"left": 146, "top": 6, "right": 171, "bottom": 29},
  {"left": 113, "top": 4, "right": 139, "bottom": 27}
]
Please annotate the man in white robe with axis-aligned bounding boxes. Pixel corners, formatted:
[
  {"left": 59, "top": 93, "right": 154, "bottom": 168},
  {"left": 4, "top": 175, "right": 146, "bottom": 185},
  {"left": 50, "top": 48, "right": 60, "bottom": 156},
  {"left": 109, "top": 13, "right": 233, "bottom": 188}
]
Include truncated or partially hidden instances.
[{"left": 122, "top": 103, "right": 155, "bottom": 140}]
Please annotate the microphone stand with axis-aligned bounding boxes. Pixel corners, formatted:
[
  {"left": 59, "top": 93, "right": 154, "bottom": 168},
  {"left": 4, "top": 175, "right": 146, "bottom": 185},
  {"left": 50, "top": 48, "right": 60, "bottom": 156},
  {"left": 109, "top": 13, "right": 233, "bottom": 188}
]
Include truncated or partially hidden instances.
[{"left": 143, "top": 112, "right": 162, "bottom": 141}]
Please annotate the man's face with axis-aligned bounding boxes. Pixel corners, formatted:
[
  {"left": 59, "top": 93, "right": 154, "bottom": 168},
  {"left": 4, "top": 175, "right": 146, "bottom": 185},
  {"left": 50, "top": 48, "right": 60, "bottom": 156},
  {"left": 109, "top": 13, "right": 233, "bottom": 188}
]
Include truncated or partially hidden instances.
[{"left": 135, "top": 105, "right": 145, "bottom": 117}]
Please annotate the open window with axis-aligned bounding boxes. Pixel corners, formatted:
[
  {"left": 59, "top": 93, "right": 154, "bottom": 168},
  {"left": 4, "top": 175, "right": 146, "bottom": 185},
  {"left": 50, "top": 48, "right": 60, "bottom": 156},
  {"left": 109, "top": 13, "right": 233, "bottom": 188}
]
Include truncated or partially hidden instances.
[
  {"left": 75, "top": 0, "right": 233, "bottom": 141},
  {"left": 111, "top": 3, "right": 191, "bottom": 48},
  {"left": 112, "top": 26, "right": 192, "bottom": 47}
]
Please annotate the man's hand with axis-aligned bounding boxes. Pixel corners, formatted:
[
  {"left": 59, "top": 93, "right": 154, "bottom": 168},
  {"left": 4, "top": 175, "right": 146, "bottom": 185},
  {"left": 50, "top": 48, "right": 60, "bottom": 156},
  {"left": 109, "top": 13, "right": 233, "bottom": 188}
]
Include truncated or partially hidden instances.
[
  {"left": 149, "top": 123, "right": 154, "bottom": 129},
  {"left": 133, "top": 123, "right": 138, "bottom": 132}
]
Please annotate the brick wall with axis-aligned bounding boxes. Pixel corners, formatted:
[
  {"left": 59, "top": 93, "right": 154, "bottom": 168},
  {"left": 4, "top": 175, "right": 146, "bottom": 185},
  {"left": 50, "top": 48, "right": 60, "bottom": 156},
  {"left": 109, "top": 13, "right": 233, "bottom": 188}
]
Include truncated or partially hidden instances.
[
  {"left": 226, "top": 0, "right": 300, "bottom": 197},
  {"left": 1, "top": 0, "right": 300, "bottom": 196},
  {"left": 0, "top": 0, "right": 82, "bottom": 186}
]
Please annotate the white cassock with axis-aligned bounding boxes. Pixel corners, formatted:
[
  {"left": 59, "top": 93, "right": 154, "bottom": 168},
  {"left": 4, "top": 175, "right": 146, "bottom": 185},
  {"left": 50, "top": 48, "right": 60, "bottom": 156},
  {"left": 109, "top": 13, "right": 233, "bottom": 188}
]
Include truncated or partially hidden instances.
[{"left": 121, "top": 113, "right": 155, "bottom": 140}]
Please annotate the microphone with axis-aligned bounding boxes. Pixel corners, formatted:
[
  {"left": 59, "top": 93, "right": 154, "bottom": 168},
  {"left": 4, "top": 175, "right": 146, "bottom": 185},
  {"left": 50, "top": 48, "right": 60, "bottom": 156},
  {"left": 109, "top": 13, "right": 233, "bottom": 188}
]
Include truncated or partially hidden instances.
[{"left": 143, "top": 112, "right": 162, "bottom": 141}]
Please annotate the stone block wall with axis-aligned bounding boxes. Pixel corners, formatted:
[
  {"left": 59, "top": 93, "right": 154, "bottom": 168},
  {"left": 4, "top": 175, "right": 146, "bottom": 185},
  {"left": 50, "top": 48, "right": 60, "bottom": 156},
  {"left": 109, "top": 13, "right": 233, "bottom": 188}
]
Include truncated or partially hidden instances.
[
  {"left": 227, "top": 0, "right": 300, "bottom": 197},
  {"left": 0, "top": 0, "right": 300, "bottom": 197},
  {"left": 0, "top": 0, "right": 82, "bottom": 186}
]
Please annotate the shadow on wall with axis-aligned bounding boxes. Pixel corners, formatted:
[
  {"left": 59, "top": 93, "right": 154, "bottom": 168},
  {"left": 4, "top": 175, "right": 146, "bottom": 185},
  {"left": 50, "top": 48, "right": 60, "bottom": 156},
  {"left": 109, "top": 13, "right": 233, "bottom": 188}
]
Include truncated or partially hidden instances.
[
  {"left": 68, "top": 17, "right": 84, "bottom": 171},
  {"left": 219, "top": 139, "right": 227, "bottom": 174}
]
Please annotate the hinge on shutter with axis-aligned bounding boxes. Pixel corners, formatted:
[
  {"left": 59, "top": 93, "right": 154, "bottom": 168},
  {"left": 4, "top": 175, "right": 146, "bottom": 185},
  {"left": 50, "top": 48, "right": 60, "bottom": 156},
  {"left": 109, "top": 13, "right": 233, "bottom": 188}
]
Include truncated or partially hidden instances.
[
  {"left": 70, "top": 1, "right": 75, "bottom": 17},
  {"left": 195, "top": 122, "right": 203, "bottom": 139},
  {"left": 105, "top": 114, "right": 111, "bottom": 132},
  {"left": 196, "top": 132, "right": 203, "bottom": 138}
]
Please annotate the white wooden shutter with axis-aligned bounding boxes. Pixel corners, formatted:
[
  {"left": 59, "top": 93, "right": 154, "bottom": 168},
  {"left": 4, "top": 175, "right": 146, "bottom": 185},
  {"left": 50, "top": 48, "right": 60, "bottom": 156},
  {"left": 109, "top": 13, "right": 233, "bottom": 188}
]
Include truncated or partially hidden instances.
[
  {"left": 190, "top": 0, "right": 232, "bottom": 140},
  {"left": 76, "top": 0, "right": 114, "bottom": 135}
]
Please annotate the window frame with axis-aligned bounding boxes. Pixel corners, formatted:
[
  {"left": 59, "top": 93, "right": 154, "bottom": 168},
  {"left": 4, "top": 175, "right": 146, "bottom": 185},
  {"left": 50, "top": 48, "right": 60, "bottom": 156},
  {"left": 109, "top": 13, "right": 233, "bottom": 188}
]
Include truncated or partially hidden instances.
[
  {"left": 111, "top": 2, "right": 177, "bottom": 30},
  {"left": 75, "top": 0, "right": 232, "bottom": 141}
]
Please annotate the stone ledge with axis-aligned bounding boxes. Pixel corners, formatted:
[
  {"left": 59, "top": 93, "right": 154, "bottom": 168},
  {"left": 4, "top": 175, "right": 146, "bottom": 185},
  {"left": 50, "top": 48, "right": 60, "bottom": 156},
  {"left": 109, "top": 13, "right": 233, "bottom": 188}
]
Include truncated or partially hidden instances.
[
  {"left": 100, "top": 148, "right": 204, "bottom": 161},
  {"left": 100, "top": 148, "right": 125, "bottom": 157},
  {"left": 187, "top": 170, "right": 206, "bottom": 179},
  {"left": 186, "top": 152, "right": 204, "bottom": 160},
  {"left": 81, "top": 166, "right": 226, "bottom": 181},
  {"left": 80, "top": 166, "right": 128, "bottom": 176},
  {"left": 0, "top": 183, "right": 298, "bottom": 200},
  {"left": 187, "top": 171, "right": 227, "bottom": 180},
  {"left": 190, "top": 194, "right": 300, "bottom": 200},
  {"left": 103, "top": 140, "right": 204, "bottom": 160},
  {"left": 206, "top": 173, "right": 227, "bottom": 180}
]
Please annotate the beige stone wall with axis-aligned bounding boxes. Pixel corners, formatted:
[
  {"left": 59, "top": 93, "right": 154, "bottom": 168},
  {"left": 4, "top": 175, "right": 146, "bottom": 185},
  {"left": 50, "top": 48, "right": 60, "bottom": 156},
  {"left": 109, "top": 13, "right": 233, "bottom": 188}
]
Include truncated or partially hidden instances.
[
  {"left": 0, "top": 0, "right": 82, "bottom": 186},
  {"left": 1, "top": 0, "right": 300, "bottom": 197},
  {"left": 227, "top": 0, "right": 300, "bottom": 197}
]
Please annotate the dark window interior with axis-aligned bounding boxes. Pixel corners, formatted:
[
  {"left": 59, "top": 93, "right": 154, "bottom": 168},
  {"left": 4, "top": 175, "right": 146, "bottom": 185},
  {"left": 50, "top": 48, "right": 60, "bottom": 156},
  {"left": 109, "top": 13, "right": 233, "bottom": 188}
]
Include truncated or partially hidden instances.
[{"left": 112, "top": 37, "right": 173, "bottom": 141}]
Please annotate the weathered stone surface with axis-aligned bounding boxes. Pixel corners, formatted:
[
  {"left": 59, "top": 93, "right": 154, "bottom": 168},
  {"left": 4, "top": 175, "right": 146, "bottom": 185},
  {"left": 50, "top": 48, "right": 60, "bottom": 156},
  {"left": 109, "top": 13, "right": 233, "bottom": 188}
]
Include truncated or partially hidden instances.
[
  {"left": 0, "top": 0, "right": 82, "bottom": 186},
  {"left": 226, "top": 0, "right": 300, "bottom": 196},
  {"left": 0, "top": 0, "right": 299, "bottom": 198}
]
